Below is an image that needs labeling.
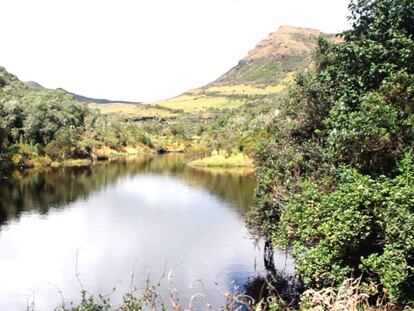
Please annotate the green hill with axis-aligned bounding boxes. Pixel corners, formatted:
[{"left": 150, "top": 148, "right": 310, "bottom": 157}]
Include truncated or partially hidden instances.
[{"left": 145, "top": 26, "right": 336, "bottom": 113}]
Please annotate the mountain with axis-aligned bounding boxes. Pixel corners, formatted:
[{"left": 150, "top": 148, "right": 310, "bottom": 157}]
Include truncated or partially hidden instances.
[
  {"left": 24, "top": 80, "right": 45, "bottom": 90},
  {"left": 24, "top": 80, "right": 141, "bottom": 105},
  {"left": 146, "top": 26, "right": 337, "bottom": 113},
  {"left": 212, "top": 25, "right": 337, "bottom": 87}
]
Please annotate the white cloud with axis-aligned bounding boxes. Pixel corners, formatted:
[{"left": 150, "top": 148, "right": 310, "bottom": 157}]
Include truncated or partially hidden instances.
[{"left": 0, "top": 0, "right": 350, "bottom": 102}]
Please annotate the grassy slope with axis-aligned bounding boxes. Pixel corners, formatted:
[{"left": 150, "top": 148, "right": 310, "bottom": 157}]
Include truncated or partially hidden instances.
[
  {"left": 72, "top": 27, "right": 331, "bottom": 167},
  {"left": 148, "top": 72, "right": 295, "bottom": 112},
  {"left": 91, "top": 26, "right": 328, "bottom": 117},
  {"left": 211, "top": 26, "right": 333, "bottom": 86},
  {"left": 127, "top": 26, "right": 329, "bottom": 167},
  {"left": 89, "top": 103, "right": 177, "bottom": 119},
  {"left": 149, "top": 93, "right": 244, "bottom": 112}
]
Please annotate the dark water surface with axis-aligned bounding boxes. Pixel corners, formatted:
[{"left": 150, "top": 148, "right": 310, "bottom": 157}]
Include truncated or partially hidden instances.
[{"left": 0, "top": 155, "right": 294, "bottom": 310}]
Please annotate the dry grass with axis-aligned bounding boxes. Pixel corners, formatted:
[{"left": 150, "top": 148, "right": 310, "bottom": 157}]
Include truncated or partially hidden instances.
[
  {"left": 93, "top": 145, "right": 155, "bottom": 160},
  {"left": 300, "top": 278, "right": 392, "bottom": 311},
  {"left": 148, "top": 79, "right": 292, "bottom": 112},
  {"left": 243, "top": 26, "right": 329, "bottom": 62},
  {"left": 92, "top": 72, "right": 295, "bottom": 116},
  {"left": 202, "top": 72, "right": 296, "bottom": 96},
  {"left": 30, "top": 272, "right": 409, "bottom": 311},
  {"left": 188, "top": 152, "right": 254, "bottom": 168},
  {"left": 91, "top": 95, "right": 243, "bottom": 115},
  {"left": 89, "top": 103, "right": 176, "bottom": 118},
  {"left": 202, "top": 84, "right": 286, "bottom": 95},
  {"left": 148, "top": 94, "right": 245, "bottom": 112}
]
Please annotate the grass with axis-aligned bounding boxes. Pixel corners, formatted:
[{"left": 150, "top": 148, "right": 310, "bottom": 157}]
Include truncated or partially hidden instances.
[
  {"left": 91, "top": 72, "right": 296, "bottom": 117},
  {"left": 50, "top": 277, "right": 262, "bottom": 311},
  {"left": 200, "top": 84, "right": 286, "bottom": 96},
  {"left": 44, "top": 276, "right": 395, "bottom": 311},
  {"left": 300, "top": 278, "right": 392, "bottom": 311},
  {"left": 92, "top": 72, "right": 297, "bottom": 116},
  {"left": 93, "top": 145, "right": 155, "bottom": 160},
  {"left": 149, "top": 94, "right": 245, "bottom": 112},
  {"left": 188, "top": 152, "right": 254, "bottom": 168},
  {"left": 149, "top": 75, "right": 295, "bottom": 113},
  {"left": 89, "top": 103, "right": 176, "bottom": 118},
  {"left": 147, "top": 82, "right": 287, "bottom": 112},
  {"left": 91, "top": 95, "right": 243, "bottom": 115},
  {"left": 189, "top": 166, "right": 255, "bottom": 176}
]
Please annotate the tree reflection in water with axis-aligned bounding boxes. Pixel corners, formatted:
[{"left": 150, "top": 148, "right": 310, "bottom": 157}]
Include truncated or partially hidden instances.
[
  {"left": 0, "top": 154, "right": 256, "bottom": 227},
  {"left": 242, "top": 241, "right": 302, "bottom": 308},
  {"left": 0, "top": 154, "right": 297, "bottom": 309}
]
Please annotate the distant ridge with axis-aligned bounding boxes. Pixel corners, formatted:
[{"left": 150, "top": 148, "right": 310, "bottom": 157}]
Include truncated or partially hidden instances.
[
  {"left": 57, "top": 89, "right": 141, "bottom": 105},
  {"left": 25, "top": 80, "right": 141, "bottom": 105}
]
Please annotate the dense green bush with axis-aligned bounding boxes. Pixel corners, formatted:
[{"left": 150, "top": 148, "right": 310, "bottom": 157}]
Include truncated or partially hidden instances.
[
  {"left": 253, "top": 0, "right": 414, "bottom": 304},
  {"left": 275, "top": 153, "right": 414, "bottom": 301}
]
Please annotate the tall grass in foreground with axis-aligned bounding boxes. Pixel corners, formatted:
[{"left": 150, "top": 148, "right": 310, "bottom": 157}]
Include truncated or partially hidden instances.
[{"left": 25, "top": 276, "right": 406, "bottom": 311}]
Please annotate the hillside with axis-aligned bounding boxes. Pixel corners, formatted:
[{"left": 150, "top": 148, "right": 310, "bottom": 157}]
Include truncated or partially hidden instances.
[
  {"left": 122, "top": 26, "right": 339, "bottom": 157},
  {"left": 144, "top": 26, "right": 335, "bottom": 113},
  {"left": 94, "top": 26, "right": 335, "bottom": 117},
  {"left": 212, "top": 26, "right": 332, "bottom": 87}
]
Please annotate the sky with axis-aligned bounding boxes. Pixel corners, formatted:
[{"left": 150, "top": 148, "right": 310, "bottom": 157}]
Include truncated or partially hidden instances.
[{"left": 0, "top": 0, "right": 351, "bottom": 102}]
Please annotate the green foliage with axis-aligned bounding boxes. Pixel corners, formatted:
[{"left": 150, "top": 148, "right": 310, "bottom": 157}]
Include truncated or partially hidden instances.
[
  {"left": 44, "top": 127, "right": 88, "bottom": 160},
  {"left": 138, "top": 132, "right": 153, "bottom": 147},
  {"left": 0, "top": 67, "right": 148, "bottom": 165},
  {"left": 253, "top": 0, "right": 414, "bottom": 305},
  {"left": 276, "top": 156, "right": 414, "bottom": 301}
]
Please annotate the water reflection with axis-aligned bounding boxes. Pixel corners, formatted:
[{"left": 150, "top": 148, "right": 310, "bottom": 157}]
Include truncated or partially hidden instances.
[
  {"left": 0, "top": 155, "right": 293, "bottom": 310},
  {"left": 0, "top": 155, "right": 255, "bottom": 226}
]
